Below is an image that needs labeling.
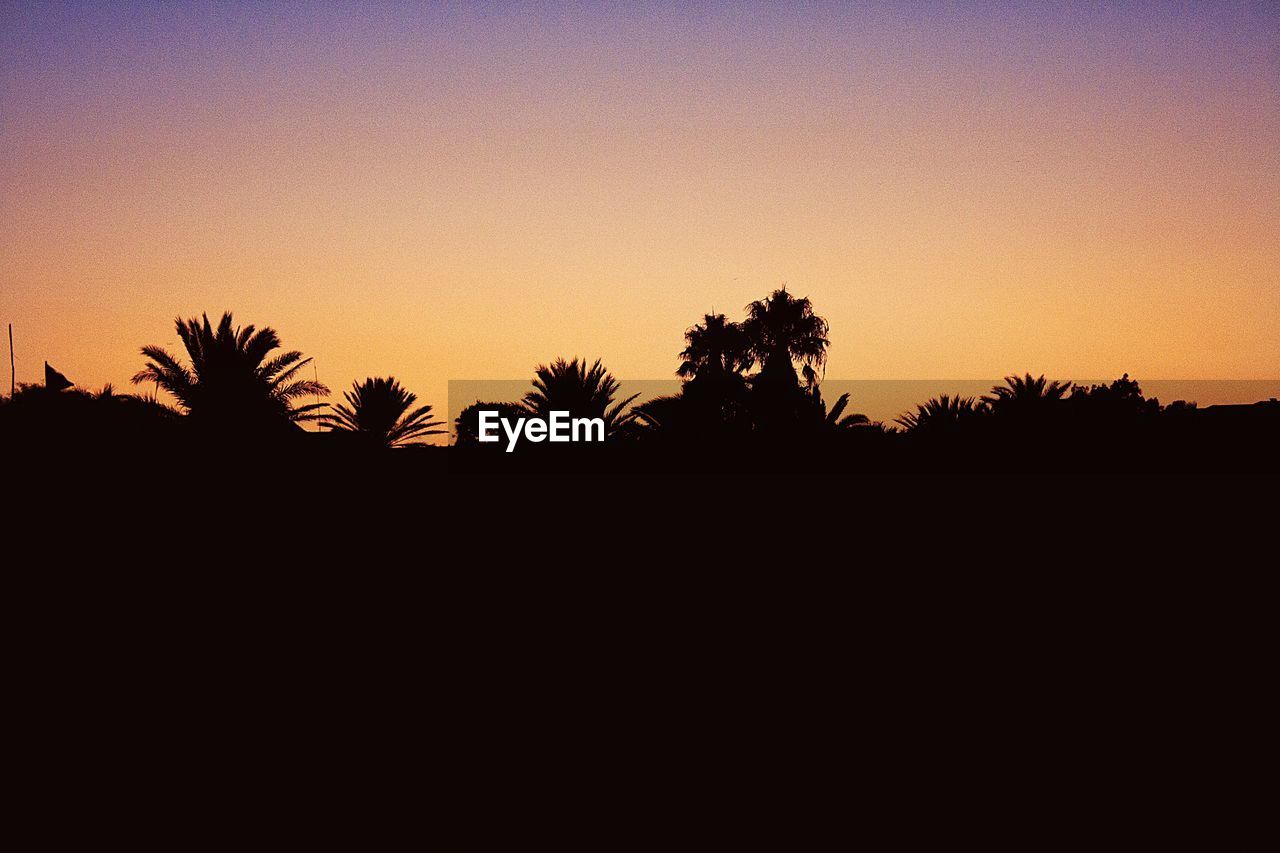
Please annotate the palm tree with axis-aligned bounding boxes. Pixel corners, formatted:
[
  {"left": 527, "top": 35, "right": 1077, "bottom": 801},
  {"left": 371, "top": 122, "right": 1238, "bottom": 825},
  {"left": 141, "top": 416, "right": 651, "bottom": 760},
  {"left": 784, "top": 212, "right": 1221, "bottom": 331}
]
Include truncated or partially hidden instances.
[
  {"left": 671, "top": 312, "right": 752, "bottom": 435},
  {"left": 322, "top": 377, "right": 444, "bottom": 448},
  {"left": 93, "top": 383, "right": 181, "bottom": 421},
  {"left": 132, "top": 311, "right": 327, "bottom": 428},
  {"left": 742, "top": 288, "right": 830, "bottom": 389},
  {"left": 627, "top": 394, "right": 682, "bottom": 434},
  {"left": 822, "top": 392, "right": 871, "bottom": 431},
  {"left": 896, "top": 395, "right": 982, "bottom": 434},
  {"left": 678, "top": 313, "right": 752, "bottom": 381},
  {"left": 523, "top": 357, "right": 639, "bottom": 437},
  {"left": 982, "top": 374, "right": 1073, "bottom": 411}
]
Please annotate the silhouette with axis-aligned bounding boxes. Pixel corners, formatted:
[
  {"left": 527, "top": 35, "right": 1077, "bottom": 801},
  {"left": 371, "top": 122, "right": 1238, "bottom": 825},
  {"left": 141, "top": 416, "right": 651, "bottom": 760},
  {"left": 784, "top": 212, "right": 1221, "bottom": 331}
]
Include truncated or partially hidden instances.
[
  {"left": 807, "top": 388, "right": 872, "bottom": 434},
  {"left": 522, "top": 357, "right": 639, "bottom": 440},
  {"left": 455, "top": 401, "right": 531, "bottom": 446},
  {"left": 321, "top": 376, "right": 444, "bottom": 448},
  {"left": 0, "top": 381, "right": 180, "bottom": 460},
  {"left": 896, "top": 395, "right": 982, "bottom": 435},
  {"left": 44, "top": 362, "right": 73, "bottom": 391},
  {"left": 132, "top": 311, "right": 328, "bottom": 434},
  {"left": 741, "top": 289, "right": 833, "bottom": 436},
  {"left": 743, "top": 288, "right": 830, "bottom": 391},
  {"left": 630, "top": 313, "right": 754, "bottom": 440},
  {"left": 634, "top": 291, "right": 845, "bottom": 443},
  {"left": 982, "top": 373, "right": 1073, "bottom": 413},
  {"left": 678, "top": 312, "right": 752, "bottom": 384},
  {"left": 3, "top": 293, "right": 1275, "bottom": 478},
  {"left": 1068, "top": 374, "right": 1160, "bottom": 417}
]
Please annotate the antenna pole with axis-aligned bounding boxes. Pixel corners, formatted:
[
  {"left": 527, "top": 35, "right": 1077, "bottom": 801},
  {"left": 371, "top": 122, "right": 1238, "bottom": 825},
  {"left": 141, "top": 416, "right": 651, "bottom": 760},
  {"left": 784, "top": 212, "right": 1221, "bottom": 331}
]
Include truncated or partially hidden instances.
[{"left": 8, "top": 324, "right": 13, "bottom": 397}]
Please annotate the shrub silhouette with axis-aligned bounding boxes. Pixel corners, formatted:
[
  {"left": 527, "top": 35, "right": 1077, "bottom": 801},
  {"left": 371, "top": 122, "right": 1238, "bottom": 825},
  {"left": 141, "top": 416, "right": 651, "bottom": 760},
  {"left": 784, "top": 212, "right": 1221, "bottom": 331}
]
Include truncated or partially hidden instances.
[
  {"left": 0, "top": 382, "right": 179, "bottom": 455},
  {"left": 455, "top": 401, "right": 530, "bottom": 446},
  {"left": 1069, "top": 374, "right": 1160, "bottom": 418}
]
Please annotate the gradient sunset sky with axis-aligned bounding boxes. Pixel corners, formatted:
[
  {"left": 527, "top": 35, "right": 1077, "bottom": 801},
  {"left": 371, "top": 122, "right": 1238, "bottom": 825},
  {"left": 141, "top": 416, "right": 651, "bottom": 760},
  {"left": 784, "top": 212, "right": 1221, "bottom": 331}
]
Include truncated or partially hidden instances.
[{"left": 2, "top": 1, "right": 1277, "bottom": 413}]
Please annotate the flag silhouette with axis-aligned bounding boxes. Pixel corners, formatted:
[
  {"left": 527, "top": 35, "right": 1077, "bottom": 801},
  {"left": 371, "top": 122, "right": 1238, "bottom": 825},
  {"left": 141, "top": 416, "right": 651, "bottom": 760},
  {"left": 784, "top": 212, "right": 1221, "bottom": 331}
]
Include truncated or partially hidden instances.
[{"left": 44, "top": 361, "right": 73, "bottom": 391}]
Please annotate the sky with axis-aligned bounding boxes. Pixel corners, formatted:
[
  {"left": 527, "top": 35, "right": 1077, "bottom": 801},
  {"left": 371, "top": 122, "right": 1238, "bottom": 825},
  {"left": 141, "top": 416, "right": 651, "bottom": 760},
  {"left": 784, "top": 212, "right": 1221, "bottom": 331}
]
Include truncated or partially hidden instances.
[{"left": 2, "top": 1, "right": 1278, "bottom": 418}]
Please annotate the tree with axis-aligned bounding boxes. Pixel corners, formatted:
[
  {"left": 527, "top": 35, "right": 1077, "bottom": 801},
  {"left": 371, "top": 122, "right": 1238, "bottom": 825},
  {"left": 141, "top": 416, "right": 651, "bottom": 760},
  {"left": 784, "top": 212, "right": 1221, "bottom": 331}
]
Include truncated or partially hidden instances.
[
  {"left": 678, "top": 313, "right": 752, "bottom": 382},
  {"left": 982, "top": 374, "right": 1072, "bottom": 413},
  {"left": 0, "top": 382, "right": 180, "bottom": 453},
  {"left": 740, "top": 288, "right": 831, "bottom": 434},
  {"left": 896, "top": 395, "right": 982, "bottom": 434},
  {"left": 627, "top": 394, "right": 683, "bottom": 435},
  {"left": 322, "top": 377, "right": 444, "bottom": 448},
  {"left": 132, "top": 312, "right": 327, "bottom": 429},
  {"left": 820, "top": 392, "right": 871, "bottom": 431},
  {"left": 455, "top": 401, "right": 529, "bottom": 446},
  {"left": 1069, "top": 374, "right": 1159, "bottom": 417},
  {"left": 665, "top": 312, "right": 753, "bottom": 437},
  {"left": 523, "top": 357, "right": 638, "bottom": 438},
  {"left": 742, "top": 288, "right": 830, "bottom": 390}
]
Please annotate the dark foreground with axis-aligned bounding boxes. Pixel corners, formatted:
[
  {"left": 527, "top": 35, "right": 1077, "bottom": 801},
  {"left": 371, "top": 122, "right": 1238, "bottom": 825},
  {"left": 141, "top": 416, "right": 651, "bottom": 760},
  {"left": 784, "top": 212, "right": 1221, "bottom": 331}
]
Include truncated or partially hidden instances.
[{"left": 8, "top": 420, "right": 1271, "bottom": 841}]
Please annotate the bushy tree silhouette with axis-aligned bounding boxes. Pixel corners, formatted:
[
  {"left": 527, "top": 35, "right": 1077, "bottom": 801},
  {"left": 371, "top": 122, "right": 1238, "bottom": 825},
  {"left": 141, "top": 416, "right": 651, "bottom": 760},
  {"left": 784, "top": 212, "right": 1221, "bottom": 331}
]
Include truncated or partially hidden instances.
[
  {"left": 133, "top": 312, "right": 327, "bottom": 430},
  {"left": 455, "top": 401, "right": 530, "bottom": 446},
  {"left": 0, "top": 382, "right": 180, "bottom": 456},
  {"left": 322, "top": 377, "right": 444, "bottom": 448},
  {"left": 1069, "top": 374, "right": 1160, "bottom": 417}
]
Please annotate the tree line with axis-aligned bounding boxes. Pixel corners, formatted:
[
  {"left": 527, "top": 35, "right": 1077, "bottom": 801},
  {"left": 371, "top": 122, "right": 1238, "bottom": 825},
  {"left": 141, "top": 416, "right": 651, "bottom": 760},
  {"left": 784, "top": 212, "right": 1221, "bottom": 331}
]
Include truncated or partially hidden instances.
[{"left": 2, "top": 288, "right": 1275, "bottom": 473}]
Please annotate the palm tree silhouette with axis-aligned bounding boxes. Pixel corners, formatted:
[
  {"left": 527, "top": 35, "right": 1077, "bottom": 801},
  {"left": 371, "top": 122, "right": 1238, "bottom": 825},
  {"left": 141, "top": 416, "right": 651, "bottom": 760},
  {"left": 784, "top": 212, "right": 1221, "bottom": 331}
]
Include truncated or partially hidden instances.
[
  {"left": 896, "top": 395, "right": 982, "bottom": 433},
  {"left": 670, "top": 312, "right": 753, "bottom": 435},
  {"left": 132, "top": 311, "right": 328, "bottom": 428},
  {"left": 523, "top": 357, "right": 639, "bottom": 437},
  {"left": 322, "top": 377, "right": 445, "bottom": 448},
  {"left": 678, "top": 313, "right": 752, "bottom": 381},
  {"left": 982, "top": 374, "right": 1073, "bottom": 412},
  {"left": 742, "top": 288, "right": 830, "bottom": 389},
  {"left": 821, "top": 392, "right": 871, "bottom": 431},
  {"left": 92, "top": 383, "right": 181, "bottom": 421},
  {"left": 627, "top": 394, "right": 682, "bottom": 434},
  {"left": 738, "top": 288, "right": 831, "bottom": 434}
]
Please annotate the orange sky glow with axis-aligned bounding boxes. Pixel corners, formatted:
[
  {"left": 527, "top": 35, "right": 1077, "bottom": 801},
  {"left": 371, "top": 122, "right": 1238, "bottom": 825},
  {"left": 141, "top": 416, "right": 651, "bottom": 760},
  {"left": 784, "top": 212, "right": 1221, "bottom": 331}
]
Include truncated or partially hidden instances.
[{"left": 2, "top": 2, "right": 1277, "bottom": 420}]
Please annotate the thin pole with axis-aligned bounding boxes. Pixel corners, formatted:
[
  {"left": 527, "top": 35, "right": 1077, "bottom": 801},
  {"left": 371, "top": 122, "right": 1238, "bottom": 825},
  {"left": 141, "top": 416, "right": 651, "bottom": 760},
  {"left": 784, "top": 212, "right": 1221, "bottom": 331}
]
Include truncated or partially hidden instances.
[
  {"left": 8, "top": 324, "right": 13, "bottom": 397},
  {"left": 313, "top": 361, "right": 321, "bottom": 432}
]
